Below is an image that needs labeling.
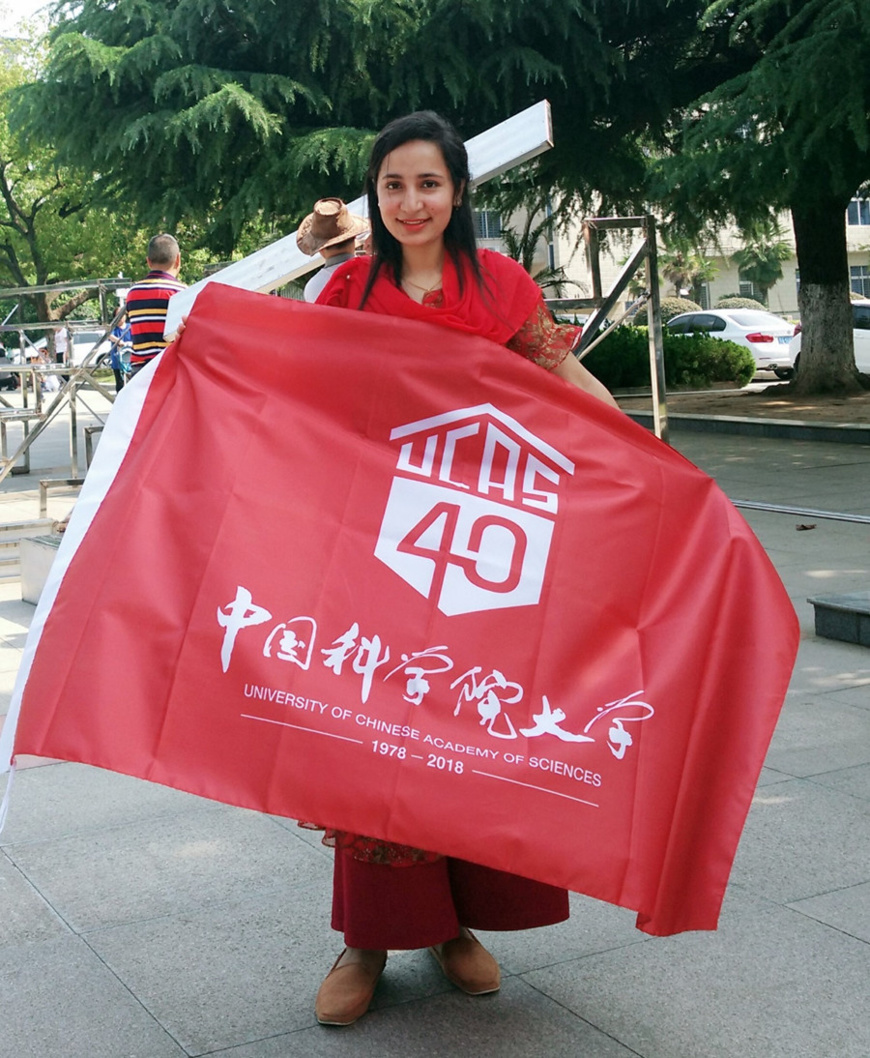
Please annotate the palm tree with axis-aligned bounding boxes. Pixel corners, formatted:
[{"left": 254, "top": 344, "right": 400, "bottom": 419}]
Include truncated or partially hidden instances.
[
  {"left": 498, "top": 204, "right": 580, "bottom": 297},
  {"left": 659, "top": 239, "right": 718, "bottom": 300},
  {"left": 731, "top": 221, "right": 792, "bottom": 305}
]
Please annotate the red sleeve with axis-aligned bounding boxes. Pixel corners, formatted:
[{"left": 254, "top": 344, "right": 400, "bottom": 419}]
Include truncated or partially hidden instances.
[{"left": 505, "top": 300, "right": 582, "bottom": 371}]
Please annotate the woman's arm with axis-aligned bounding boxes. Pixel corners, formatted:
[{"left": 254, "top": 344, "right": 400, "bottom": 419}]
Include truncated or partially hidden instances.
[
  {"left": 552, "top": 350, "right": 620, "bottom": 409},
  {"left": 504, "top": 297, "right": 620, "bottom": 410}
]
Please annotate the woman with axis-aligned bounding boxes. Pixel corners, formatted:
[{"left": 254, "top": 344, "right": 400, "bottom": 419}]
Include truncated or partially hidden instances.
[
  {"left": 108, "top": 313, "right": 132, "bottom": 393},
  {"left": 313, "top": 111, "right": 618, "bottom": 1027}
]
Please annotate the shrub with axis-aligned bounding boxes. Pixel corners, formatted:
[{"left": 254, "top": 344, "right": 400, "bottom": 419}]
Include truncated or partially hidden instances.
[
  {"left": 581, "top": 325, "right": 756, "bottom": 391},
  {"left": 665, "top": 333, "right": 756, "bottom": 388},
  {"left": 715, "top": 296, "right": 767, "bottom": 311},
  {"left": 634, "top": 296, "right": 701, "bottom": 325}
]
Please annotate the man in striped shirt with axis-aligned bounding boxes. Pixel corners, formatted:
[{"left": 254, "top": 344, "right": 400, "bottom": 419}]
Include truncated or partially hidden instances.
[{"left": 125, "top": 234, "right": 186, "bottom": 376}]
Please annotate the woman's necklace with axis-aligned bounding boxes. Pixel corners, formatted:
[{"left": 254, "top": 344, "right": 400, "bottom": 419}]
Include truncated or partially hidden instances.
[{"left": 402, "top": 273, "right": 443, "bottom": 297}]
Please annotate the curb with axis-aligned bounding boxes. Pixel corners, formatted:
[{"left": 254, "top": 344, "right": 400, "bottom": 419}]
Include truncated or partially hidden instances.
[{"left": 624, "top": 410, "right": 870, "bottom": 445}]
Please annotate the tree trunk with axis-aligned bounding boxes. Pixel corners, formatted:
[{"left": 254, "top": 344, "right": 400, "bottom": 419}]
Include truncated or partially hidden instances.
[{"left": 790, "top": 196, "right": 862, "bottom": 395}]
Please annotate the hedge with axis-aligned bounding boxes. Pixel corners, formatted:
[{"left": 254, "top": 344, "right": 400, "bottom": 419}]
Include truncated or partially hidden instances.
[
  {"left": 580, "top": 324, "right": 756, "bottom": 390},
  {"left": 633, "top": 296, "right": 701, "bottom": 325},
  {"left": 715, "top": 296, "right": 768, "bottom": 311}
]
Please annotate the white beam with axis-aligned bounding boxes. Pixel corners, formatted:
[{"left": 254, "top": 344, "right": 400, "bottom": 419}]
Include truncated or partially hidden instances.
[{"left": 164, "top": 100, "right": 553, "bottom": 334}]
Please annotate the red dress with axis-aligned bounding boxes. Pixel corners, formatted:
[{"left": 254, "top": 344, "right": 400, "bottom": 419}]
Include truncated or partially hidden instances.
[{"left": 315, "top": 249, "right": 576, "bottom": 948}]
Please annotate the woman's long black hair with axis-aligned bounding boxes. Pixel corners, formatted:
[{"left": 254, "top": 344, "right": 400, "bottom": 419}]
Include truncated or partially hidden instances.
[{"left": 358, "top": 111, "right": 484, "bottom": 307}]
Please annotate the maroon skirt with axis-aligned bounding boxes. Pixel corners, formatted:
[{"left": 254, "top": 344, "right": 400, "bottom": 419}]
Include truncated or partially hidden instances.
[{"left": 331, "top": 847, "right": 569, "bottom": 949}]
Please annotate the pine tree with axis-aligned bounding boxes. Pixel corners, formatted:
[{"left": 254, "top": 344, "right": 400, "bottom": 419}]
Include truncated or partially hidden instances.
[{"left": 656, "top": 0, "right": 870, "bottom": 393}]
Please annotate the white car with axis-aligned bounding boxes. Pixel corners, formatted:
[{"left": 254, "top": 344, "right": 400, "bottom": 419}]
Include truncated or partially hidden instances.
[
  {"left": 69, "top": 329, "right": 113, "bottom": 367},
  {"left": 666, "top": 309, "right": 797, "bottom": 378},
  {"left": 787, "top": 299, "right": 870, "bottom": 374}
]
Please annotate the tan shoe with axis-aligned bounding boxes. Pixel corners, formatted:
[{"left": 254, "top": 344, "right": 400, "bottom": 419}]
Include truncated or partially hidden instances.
[
  {"left": 429, "top": 928, "right": 500, "bottom": 995},
  {"left": 315, "top": 948, "right": 387, "bottom": 1026}
]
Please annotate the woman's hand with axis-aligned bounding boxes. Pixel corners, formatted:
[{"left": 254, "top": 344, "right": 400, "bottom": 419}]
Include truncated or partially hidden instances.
[{"left": 166, "top": 314, "right": 189, "bottom": 343}]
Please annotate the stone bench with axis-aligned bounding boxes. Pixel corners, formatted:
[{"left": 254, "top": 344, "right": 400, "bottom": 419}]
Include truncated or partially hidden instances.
[{"left": 808, "top": 592, "right": 870, "bottom": 647}]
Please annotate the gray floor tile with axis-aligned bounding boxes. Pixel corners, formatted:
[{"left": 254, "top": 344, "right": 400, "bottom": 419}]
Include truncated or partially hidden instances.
[
  {"left": 764, "top": 693, "right": 870, "bottom": 777},
  {"left": 522, "top": 907, "right": 870, "bottom": 1058},
  {"left": 6, "top": 806, "right": 331, "bottom": 932},
  {"left": 0, "top": 642, "right": 23, "bottom": 673},
  {"left": 755, "top": 764, "right": 794, "bottom": 787},
  {"left": 0, "top": 935, "right": 187, "bottom": 1058},
  {"left": 731, "top": 777, "right": 870, "bottom": 903},
  {"left": 84, "top": 887, "right": 454, "bottom": 1056},
  {"left": 0, "top": 851, "right": 70, "bottom": 949},
  {"left": 788, "top": 881, "right": 870, "bottom": 943},
  {"left": 209, "top": 977, "right": 637, "bottom": 1058},
  {"left": 84, "top": 887, "right": 334, "bottom": 1055},
  {"left": 807, "top": 761, "right": 870, "bottom": 800},
  {"left": 1, "top": 760, "right": 217, "bottom": 845},
  {"left": 785, "top": 638, "right": 870, "bottom": 695},
  {"left": 825, "top": 685, "right": 870, "bottom": 711}
]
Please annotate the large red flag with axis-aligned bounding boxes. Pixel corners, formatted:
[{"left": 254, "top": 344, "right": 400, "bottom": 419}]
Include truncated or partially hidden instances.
[{"left": 1, "top": 284, "right": 798, "bottom": 935}]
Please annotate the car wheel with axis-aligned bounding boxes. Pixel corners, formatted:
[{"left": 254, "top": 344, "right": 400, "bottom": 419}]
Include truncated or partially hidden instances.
[
  {"left": 793, "top": 353, "right": 800, "bottom": 374},
  {"left": 773, "top": 368, "right": 794, "bottom": 380}
]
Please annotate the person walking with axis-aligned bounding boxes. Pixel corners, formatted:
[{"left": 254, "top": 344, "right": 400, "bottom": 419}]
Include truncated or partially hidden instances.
[
  {"left": 107, "top": 313, "right": 132, "bottom": 393},
  {"left": 125, "top": 234, "right": 186, "bottom": 377}
]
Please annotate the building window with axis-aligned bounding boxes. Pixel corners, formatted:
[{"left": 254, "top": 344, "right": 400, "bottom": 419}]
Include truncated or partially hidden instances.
[
  {"left": 850, "top": 265, "right": 870, "bottom": 297},
  {"left": 473, "top": 210, "right": 502, "bottom": 240},
  {"left": 847, "top": 198, "right": 870, "bottom": 226},
  {"left": 695, "top": 284, "right": 710, "bottom": 310},
  {"left": 738, "top": 274, "right": 763, "bottom": 302}
]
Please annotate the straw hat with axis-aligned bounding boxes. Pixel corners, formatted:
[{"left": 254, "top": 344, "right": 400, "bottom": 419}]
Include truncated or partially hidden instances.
[{"left": 296, "top": 198, "right": 369, "bottom": 255}]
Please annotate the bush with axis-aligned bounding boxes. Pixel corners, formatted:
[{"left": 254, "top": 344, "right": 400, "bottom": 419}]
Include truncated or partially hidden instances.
[
  {"left": 581, "top": 325, "right": 756, "bottom": 391},
  {"left": 715, "top": 296, "right": 767, "bottom": 311},
  {"left": 634, "top": 296, "right": 701, "bottom": 325}
]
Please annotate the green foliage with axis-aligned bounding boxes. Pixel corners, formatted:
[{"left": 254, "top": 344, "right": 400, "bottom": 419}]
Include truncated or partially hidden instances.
[
  {"left": 655, "top": 0, "right": 870, "bottom": 227},
  {"left": 635, "top": 296, "right": 701, "bottom": 325},
  {"left": 10, "top": 0, "right": 376, "bottom": 250},
  {"left": 0, "top": 53, "right": 162, "bottom": 324},
  {"left": 582, "top": 325, "right": 755, "bottom": 390},
  {"left": 9, "top": 0, "right": 692, "bottom": 252},
  {"left": 659, "top": 238, "right": 718, "bottom": 298},
  {"left": 4, "top": 0, "right": 865, "bottom": 395},
  {"left": 715, "top": 296, "right": 768, "bottom": 311},
  {"left": 730, "top": 220, "right": 792, "bottom": 301}
]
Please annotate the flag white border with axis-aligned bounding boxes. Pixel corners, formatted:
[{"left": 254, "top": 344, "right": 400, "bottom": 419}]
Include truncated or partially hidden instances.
[{"left": 0, "top": 358, "right": 161, "bottom": 775}]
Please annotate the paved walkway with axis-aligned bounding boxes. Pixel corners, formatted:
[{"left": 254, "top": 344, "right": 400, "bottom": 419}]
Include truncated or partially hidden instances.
[{"left": 1, "top": 391, "right": 868, "bottom": 1057}]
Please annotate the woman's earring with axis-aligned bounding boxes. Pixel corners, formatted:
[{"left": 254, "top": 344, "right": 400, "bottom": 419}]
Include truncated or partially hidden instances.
[{"left": 454, "top": 198, "right": 462, "bottom": 208}]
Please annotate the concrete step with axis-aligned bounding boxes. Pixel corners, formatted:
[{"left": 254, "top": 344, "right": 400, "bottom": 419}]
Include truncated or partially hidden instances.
[
  {"left": 0, "top": 519, "right": 56, "bottom": 581},
  {"left": 808, "top": 592, "right": 870, "bottom": 647}
]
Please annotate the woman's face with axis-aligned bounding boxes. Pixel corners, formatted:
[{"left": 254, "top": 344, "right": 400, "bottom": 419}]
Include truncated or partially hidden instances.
[{"left": 376, "top": 139, "right": 460, "bottom": 253}]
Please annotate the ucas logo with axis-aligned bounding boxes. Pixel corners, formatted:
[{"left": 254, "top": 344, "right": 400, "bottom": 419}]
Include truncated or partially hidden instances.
[{"left": 375, "top": 404, "right": 574, "bottom": 615}]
